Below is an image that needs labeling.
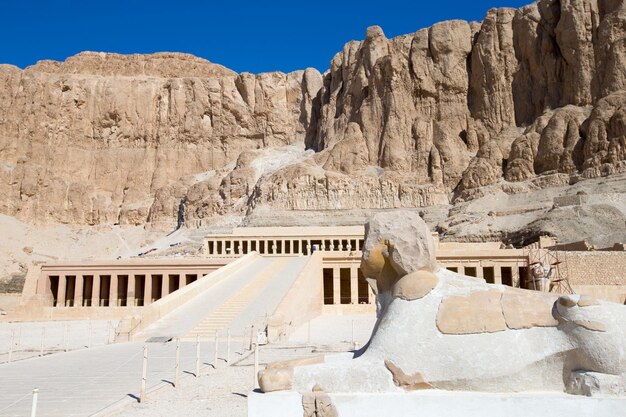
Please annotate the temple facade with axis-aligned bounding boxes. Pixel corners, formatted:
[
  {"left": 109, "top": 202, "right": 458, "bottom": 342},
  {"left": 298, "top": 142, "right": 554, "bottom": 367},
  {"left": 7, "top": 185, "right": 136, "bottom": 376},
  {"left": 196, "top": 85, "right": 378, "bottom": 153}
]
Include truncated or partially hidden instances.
[{"left": 8, "top": 226, "right": 626, "bottom": 323}]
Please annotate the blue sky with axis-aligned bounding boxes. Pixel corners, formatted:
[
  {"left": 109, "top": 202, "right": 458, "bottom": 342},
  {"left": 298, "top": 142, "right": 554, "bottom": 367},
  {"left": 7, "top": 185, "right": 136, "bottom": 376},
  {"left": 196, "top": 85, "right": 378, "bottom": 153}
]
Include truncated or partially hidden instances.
[{"left": 1, "top": 0, "right": 530, "bottom": 74}]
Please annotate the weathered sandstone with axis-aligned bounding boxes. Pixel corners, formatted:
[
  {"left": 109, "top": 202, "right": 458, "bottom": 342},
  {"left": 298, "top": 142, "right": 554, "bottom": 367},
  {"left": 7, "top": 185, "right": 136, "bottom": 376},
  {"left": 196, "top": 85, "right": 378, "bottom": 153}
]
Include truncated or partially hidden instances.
[{"left": 2, "top": 0, "right": 626, "bottom": 231}]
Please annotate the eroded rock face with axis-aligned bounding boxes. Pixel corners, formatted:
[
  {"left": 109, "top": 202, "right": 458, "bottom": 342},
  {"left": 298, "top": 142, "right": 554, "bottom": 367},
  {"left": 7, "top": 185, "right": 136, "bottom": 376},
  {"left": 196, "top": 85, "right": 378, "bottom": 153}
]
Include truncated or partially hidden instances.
[
  {"left": 0, "top": 55, "right": 321, "bottom": 227},
  {"left": 2, "top": 0, "right": 626, "bottom": 227}
]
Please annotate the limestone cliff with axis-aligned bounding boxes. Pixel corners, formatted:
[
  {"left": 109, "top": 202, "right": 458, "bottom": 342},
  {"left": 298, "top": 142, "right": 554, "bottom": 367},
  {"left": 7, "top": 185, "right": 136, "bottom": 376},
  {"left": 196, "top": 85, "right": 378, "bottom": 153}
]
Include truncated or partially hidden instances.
[
  {"left": 1, "top": 0, "right": 626, "bottom": 231},
  {"left": 0, "top": 52, "right": 321, "bottom": 226}
]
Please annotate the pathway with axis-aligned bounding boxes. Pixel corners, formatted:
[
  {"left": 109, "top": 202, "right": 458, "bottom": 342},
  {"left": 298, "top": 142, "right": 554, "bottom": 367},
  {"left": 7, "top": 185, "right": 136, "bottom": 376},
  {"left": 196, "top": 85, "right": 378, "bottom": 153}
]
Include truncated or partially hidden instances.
[
  {"left": 137, "top": 256, "right": 309, "bottom": 340},
  {"left": 0, "top": 339, "right": 238, "bottom": 417}
]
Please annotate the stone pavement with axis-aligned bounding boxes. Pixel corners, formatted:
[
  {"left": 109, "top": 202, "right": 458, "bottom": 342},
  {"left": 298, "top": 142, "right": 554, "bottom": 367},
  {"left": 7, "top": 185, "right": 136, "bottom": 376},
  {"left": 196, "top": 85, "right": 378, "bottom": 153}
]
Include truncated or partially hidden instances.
[
  {"left": 0, "top": 339, "right": 239, "bottom": 417},
  {"left": 0, "top": 320, "right": 118, "bottom": 364}
]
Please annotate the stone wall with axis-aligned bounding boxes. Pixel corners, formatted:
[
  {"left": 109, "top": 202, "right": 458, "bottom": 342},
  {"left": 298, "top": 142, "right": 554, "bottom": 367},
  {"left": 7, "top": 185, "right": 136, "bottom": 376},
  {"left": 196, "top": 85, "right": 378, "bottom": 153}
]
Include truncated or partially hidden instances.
[{"left": 561, "top": 251, "right": 626, "bottom": 286}]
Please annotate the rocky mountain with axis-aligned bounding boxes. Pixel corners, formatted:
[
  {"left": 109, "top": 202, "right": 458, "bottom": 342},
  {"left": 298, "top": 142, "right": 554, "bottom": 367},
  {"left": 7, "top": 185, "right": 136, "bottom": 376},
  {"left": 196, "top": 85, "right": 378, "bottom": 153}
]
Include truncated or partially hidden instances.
[{"left": 1, "top": 0, "right": 626, "bottom": 241}]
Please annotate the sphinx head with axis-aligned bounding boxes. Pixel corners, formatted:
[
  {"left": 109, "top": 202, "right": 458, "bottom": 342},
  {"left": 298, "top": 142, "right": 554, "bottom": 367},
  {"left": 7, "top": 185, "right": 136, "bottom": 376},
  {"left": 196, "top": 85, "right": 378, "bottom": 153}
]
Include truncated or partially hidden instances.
[{"left": 360, "top": 211, "right": 438, "bottom": 303}]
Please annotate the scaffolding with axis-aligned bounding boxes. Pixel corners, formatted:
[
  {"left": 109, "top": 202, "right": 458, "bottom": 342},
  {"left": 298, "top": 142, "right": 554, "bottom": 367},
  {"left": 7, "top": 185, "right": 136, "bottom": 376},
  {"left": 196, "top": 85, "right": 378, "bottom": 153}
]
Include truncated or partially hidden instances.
[{"left": 525, "top": 248, "right": 574, "bottom": 294}]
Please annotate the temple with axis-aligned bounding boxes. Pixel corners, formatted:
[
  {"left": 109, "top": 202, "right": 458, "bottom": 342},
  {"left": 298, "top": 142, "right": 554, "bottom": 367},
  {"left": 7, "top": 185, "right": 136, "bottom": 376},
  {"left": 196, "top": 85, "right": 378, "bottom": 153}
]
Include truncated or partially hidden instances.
[{"left": 8, "top": 226, "right": 625, "bottom": 325}]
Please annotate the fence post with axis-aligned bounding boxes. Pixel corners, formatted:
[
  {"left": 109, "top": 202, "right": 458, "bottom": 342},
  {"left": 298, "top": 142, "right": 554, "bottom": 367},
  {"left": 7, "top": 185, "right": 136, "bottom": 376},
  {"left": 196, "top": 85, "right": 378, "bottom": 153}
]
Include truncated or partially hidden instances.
[
  {"left": 253, "top": 336, "right": 259, "bottom": 389},
  {"left": 214, "top": 331, "right": 218, "bottom": 366},
  {"left": 175, "top": 338, "right": 180, "bottom": 388},
  {"left": 195, "top": 335, "right": 200, "bottom": 377},
  {"left": 40, "top": 328, "right": 45, "bottom": 357},
  {"left": 30, "top": 388, "right": 39, "bottom": 417},
  {"left": 8, "top": 329, "right": 14, "bottom": 363},
  {"left": 140, "top": 344, "right": 148, "bottom": 402},
  {"left": 248, "top": 325, "right": 255, "bottom": 351},
  {"left": 241, "top": 326, "right": 247, "bottom": 353},
  {"left": 226, "top": 328, "right": 231, "bottom": 364}
]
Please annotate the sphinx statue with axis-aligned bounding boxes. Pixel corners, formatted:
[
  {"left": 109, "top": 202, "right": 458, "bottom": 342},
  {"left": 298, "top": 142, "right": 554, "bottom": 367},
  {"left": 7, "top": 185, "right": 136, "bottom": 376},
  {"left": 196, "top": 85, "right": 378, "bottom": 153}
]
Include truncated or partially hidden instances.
[{"left": 258, "top": 211, "right": 626, "bottom": 407}]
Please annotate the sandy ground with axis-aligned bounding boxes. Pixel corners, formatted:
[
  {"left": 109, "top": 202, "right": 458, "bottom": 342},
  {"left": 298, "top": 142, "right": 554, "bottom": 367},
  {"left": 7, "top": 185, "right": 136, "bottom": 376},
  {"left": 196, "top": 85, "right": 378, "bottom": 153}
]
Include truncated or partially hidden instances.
[
  {"left": 111, "top": 344, "right": 352, "bottom": 417},
  {"left": 111, "top": 314, "right": 376, "bottom": 417},
  {"left": 0, "top": 314, "right": 375, "bottom": 417},
  {"left": 0, "top": 214, "right": 212, "bottom": 288}
]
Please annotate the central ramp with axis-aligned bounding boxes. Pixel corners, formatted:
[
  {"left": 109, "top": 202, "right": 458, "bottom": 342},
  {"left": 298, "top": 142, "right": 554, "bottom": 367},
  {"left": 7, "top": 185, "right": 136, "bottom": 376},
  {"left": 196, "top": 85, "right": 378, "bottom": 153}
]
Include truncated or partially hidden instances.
[{"left": 135, "top": 256, "right": 310, "bottom": 340}]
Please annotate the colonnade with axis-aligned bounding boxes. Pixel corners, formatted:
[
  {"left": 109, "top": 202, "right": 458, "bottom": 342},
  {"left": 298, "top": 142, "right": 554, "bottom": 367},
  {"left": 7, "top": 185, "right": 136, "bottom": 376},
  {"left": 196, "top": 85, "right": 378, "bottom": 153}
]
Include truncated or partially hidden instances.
[
  {"left": 320, "top": 261, "right": 526, "bottom": 306},
  {"left": 47, "top": 271, "right": 211, "bottom": 308},
  {"left": 440, "top": 262, "right": 523, "bottom": 287},
  {"left": 206, "top": 237, "right": 365, "bottom": 256},
  {"left": 321, "top": 266, "right": 374, "bottom": 305}
]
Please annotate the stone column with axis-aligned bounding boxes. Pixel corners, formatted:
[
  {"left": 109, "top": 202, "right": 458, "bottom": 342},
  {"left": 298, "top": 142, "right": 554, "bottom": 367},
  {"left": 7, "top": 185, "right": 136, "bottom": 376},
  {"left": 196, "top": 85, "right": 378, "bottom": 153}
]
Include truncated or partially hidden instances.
[
  {"left": 162, "top": 274, "right": 170, "bottom": 297},
  {"left": 350, "top": 268, "right": 358, "bottom": 304},
  {"left": 127, "top": 274, "right": 136, "bottom": 306},
  {"left": 74, "top": 275, "right": 84, "bottom": 307},
  {"left": 179, "top": 274, "right": 187, "bottom": 288},
  {"left": 333, "top": 268, "right": 340, "bottom": 305},
  {"left": 494, "top": 266, "right": 503, "bottom": 285},
  {"left": 145, "top": 275, "right": 153, "bottom": 305},
  {"left": 57, "top": 275, "right": 67, "bottom": 307},
  {"left": 91, "top": 275, "right": 101, "bottom": 307},
  {"left": 109, "top": 274, "right": 118, "bottom": 307},
  {"left": 307, "top": 240, "right": 312, "bottom": 255}
]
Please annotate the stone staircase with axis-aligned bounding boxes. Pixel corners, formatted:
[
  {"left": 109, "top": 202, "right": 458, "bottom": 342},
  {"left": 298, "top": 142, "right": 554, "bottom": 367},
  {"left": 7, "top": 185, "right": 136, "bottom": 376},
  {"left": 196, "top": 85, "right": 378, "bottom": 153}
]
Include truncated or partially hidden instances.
[{"left": 184, "top": 257, "right": 290, "bottom": 339}]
